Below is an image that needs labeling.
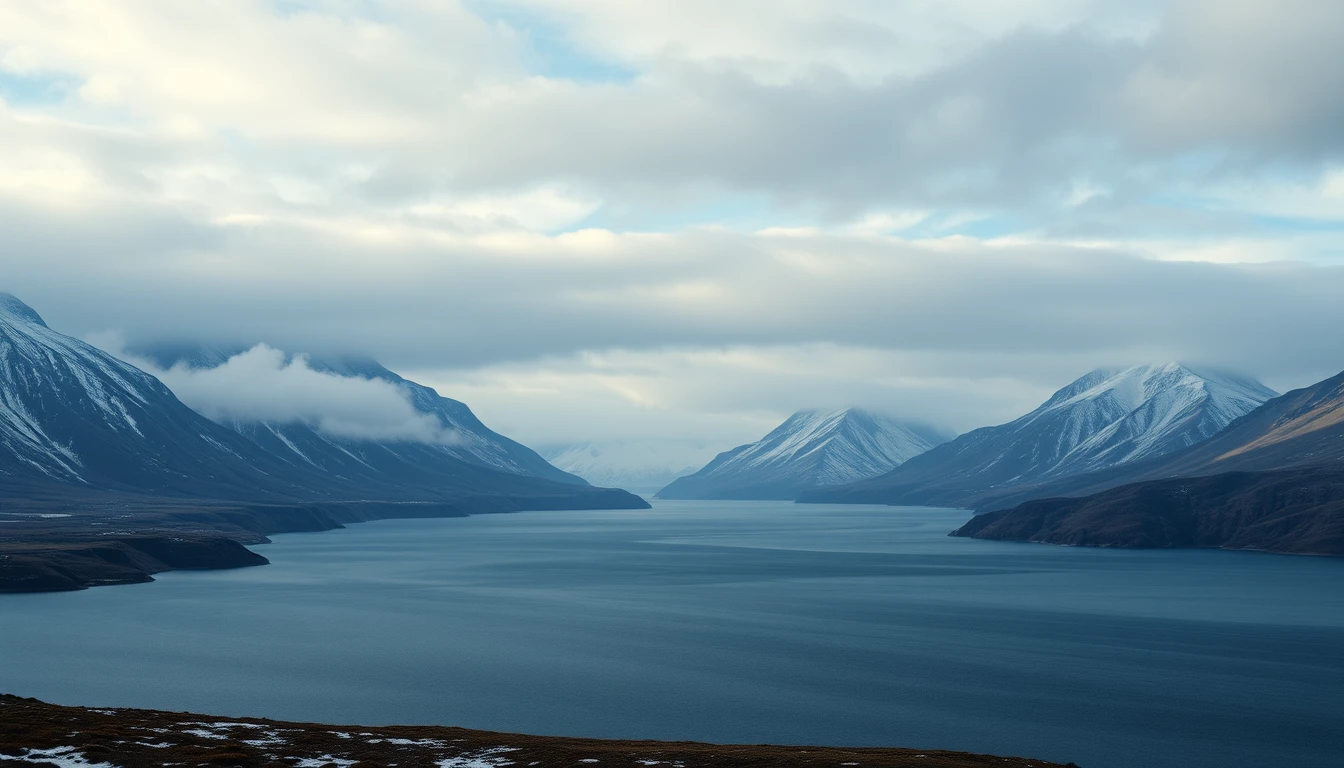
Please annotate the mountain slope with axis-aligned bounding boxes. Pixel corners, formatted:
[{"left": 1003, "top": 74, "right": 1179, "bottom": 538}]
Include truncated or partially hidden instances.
[
  {"left": 544, "top": 440, "right": 724, "bottom": 493},
  {"left": 0, "top": 293, "right": 645, "bottom": 510},
  {"left": 961, "top": 367, "right": 1344, "bottom": 513},
  {"left": 951, "top": 466, "right": 1344, "bottom": 555},
  {"left": 137, "top": 349, "right": 585, "bottom": 487},
  {"left": 803, "top": 364, "right": 1277, "bottom": 508},
  {"left": 657, "top": 409, "right": 952, "bottom": 500},
  {"left": 0, "top": 294, "right": 304, "bottom": 499}
]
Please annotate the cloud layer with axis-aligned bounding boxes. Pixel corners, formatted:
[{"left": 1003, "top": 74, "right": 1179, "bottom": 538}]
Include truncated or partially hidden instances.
[
  {"left": 3, "top": 1, "right": 1344, "bottom": 447},
  {"left": 105, "top": 341, "right": 459, "bottom": 444}
]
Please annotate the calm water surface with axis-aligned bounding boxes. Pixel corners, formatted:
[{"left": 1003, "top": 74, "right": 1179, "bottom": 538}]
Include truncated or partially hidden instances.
[{"left": 3, "top": 501, "right": 1343, "bottom": 768}]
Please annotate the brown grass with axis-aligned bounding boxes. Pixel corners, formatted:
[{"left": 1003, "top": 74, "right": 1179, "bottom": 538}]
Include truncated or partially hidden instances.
[{"left": 0, "top": 694, "right": 1078, "bottom": 768}]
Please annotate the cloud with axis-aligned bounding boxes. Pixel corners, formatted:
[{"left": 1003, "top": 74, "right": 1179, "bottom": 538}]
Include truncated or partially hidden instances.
[
  {"left": 2, "top": 0, "right": 1341, "bottom": 221},
  {"left": 91, "top": 337, "right": 460, "bottom": 444},
  {"left": 4, "top": 1, "right": 1344, "bottom": 448},
  {"left": 28, "top": 223, "right": 1344, "bottom": 380}
]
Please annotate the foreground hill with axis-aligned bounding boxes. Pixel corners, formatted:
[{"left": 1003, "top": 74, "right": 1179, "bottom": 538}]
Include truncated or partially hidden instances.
[
  {"left": 0, "top": 695, "right": 1075, "bottom": 768},
  {"left": 952, "top": 369, "right": 1344, "bottom": 554},
  {"left": 802, "top": 364, "right": 1275, "bottom": 509},
  {"left": 657, "top": 408, "right": 952, "bottom": 500}
]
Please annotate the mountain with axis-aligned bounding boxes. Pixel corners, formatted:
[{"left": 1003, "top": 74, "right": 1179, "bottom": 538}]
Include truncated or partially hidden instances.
[
  {"left": 0, "top": 294, "right": 302, "bottom": 499},
  {"left": 0, "top": 293, "right": 644, "bottom": 508},
  {"left": 963, "top": 367, "right": 1344, "bottom": 512},
  {"left": 543, "top": 440, "right": 725, "bottom": 494},
  {"left": 802, "top": 364, "right": 1276, "bottom": 509},
  {"left": 950, "top": 368, "right": 1344, "bottom": 554},
  {"left": 656, "top": 408, "right": 953, "bottom": 500},
  {"left": 140, "top": 348, "right": 586, "bottom": 488}
]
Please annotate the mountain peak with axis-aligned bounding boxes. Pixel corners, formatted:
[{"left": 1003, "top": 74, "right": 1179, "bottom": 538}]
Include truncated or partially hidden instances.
[
  {"left": 1040, "top": 363, "right": 1275, "bottom": 417},
  {"left": 0, "top": 293, "right": 49, "bottom": 328},
  {"left": 657, "top": 407, "right": 952, "bottom": 500},
  {"left": 803, "top": 363, "right": 1278, "bottom": 508}
]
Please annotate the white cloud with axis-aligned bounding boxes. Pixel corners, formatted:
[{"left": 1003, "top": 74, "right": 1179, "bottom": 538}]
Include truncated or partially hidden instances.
[
  {"left": 4, "top": 0, "right": 1344, "bottom": 448},
  {"left": 88, "top": 336, "right": 460, "bottom": 444}
]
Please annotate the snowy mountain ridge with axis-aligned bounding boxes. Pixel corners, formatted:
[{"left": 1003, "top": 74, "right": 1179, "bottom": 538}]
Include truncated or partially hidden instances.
[
  {"left": 802, "top": 363, "right": 1279, "bottom": 508},
  {"left": 128, "top": 348, "right": 584, "bottom": 486},
  {"left": 993, "top": 363, "right": 1277, "bottom": 481},
  {"left": 0, "top": 293, "right": 298, "bottom": 495},
  {"left": 0, "top": 292, "right": 645, "bottom": 510},
  {"left": 657, "top": 408, "right": 954, "bottom": 500}
]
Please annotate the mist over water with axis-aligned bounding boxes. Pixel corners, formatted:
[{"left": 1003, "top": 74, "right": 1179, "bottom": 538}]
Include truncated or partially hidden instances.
[{"left": 3, "top": 501, "right": 1342, "bottom": 768}]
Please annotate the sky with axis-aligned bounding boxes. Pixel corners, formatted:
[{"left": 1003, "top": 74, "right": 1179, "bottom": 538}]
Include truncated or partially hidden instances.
[{"left": 3, "top": 0, "right": 1344, "bottom": 450}]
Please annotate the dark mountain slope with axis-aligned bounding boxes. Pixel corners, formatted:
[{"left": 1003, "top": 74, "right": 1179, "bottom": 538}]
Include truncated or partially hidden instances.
[
  {"left": 0, "top": 295, "right": 307, "bottom": 499},
  {"left": 953, "top": 467, "right": 1344, "bottom": 555}
]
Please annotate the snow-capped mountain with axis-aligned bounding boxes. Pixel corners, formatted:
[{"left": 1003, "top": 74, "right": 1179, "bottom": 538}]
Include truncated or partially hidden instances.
[
  {"left": 137, "top": 349, "right": 585, "bottom": 487},
  {"left": 543, "top": 440, "right": 725, "bottom": 493},
  {"left": 656, "top": 408, "right": 954, "bottom": 500},
  {"left": 803, "top": 363, "right": 1278, "bottom": 508},
  {"left": 0, "top": 294, "right": 294, "bottom": 497},
  {"left": 0, "top": 293, "right": 644, "bottom": 510}
]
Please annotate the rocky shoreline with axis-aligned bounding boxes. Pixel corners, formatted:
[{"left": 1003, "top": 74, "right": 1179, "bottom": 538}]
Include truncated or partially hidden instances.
[{"left": 0, "top": 694, "right": 1076, "bottom": 768}]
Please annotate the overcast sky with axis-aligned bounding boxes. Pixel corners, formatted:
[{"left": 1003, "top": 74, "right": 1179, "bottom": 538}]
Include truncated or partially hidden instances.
[{"left": 3, "top": 0, "right": 1344, "bottom": 448}]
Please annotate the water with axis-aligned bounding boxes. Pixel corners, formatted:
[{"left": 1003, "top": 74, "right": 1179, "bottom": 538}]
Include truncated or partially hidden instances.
[{"left": 3, "top": 501, "right": 1342, "bottom": 768}]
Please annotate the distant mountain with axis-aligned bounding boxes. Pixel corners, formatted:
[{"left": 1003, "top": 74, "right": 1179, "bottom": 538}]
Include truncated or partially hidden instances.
[
  {"left": 656, "top": 408, "right": 953, "bottom": 500},
  {"left": 140, "top": 347, "right": 586, "bottom": 488},
  {"left": 802, "top": 364, "right": 1277, "bottom": 509},
  {"left": 0, "top": 293, "right": 645, "bottom": 511},
  {"left": 543, "top": 440, "right": 724, "bottom": 494}
]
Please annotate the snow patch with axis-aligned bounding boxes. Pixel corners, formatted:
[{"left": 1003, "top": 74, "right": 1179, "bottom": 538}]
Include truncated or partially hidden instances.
[
  {"left": 437, "top": 747, "right": 520, "bottom": 768},
  {"left": 0, "top": 746, "right": 119, "bottom": 768}
]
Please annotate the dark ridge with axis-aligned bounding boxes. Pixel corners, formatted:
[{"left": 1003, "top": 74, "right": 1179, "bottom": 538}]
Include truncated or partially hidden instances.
[{"left": 952, "top": 466, "right": 1344, "bottom": 555}]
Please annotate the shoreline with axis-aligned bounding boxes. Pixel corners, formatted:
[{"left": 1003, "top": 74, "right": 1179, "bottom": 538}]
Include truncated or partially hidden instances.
[{"left": 0, "top": 492, "right": 648, "bottom": 594}]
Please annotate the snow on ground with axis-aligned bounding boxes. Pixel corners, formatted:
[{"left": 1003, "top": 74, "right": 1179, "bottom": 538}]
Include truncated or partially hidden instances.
[
  {"left": 0, "top": 746, "right": 119, "bottom": 768},
  {"left": 437, "top": 746, "right": 521, "bottom": 767}
]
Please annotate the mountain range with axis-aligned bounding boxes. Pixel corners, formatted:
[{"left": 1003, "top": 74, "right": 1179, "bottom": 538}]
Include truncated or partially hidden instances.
[
  {"left": 657, "top": 408, "right": 953, "bottom": 500},
  {"left": 5, "top": 284, "right": 1340, "bottom": 586},
  {"left": 801, "top": 364, "right": 1277, "bottom": 509}
]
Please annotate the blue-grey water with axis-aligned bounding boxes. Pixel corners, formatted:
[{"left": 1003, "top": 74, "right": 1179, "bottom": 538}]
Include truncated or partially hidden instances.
[{"left": 3, "top": 501, "right": 1343, "bottom": 768}]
